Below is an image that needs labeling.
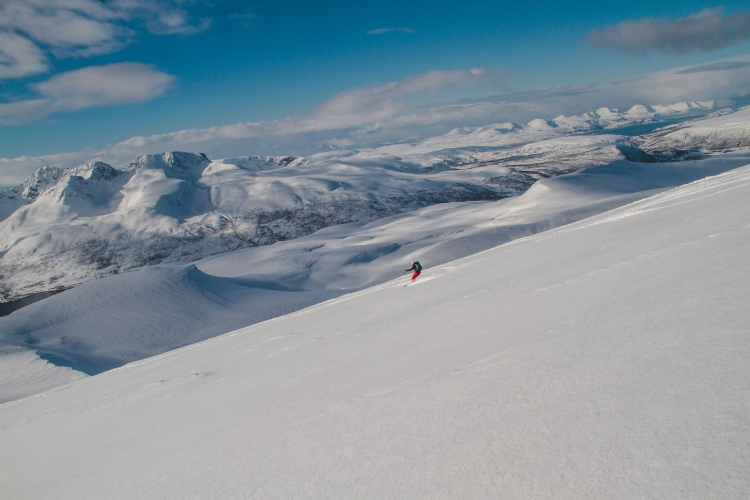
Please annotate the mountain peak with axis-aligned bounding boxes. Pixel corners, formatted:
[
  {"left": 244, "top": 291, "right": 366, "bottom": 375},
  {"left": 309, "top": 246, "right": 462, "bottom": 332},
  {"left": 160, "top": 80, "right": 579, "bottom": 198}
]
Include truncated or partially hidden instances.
[
  {"left": 126, "top": 152, "right": 211, "bottom": 181},
  {"left": 69, "top": 162, "right": 119, "bottom": 181},
  {"left": 21, "top": 165, "right": 65, "bottom": 201}
]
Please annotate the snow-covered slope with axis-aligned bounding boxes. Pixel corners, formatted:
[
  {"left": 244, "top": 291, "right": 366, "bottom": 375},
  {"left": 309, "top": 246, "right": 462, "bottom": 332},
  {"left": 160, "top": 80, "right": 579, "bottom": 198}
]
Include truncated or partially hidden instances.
[
  {"left": 3, "top": 160, "right": 749, "bottom": 499},
  {"left": 0, "top": 149, "right": 545, "bottom": 301},
  {"left": 0, "top": 101, "right": 731, "bottom": 303},
  {"left": 2, "top": 151, "right": 748, "bottom": 402},
  {"left": 0, "top": 151, "right": 507, "bottom": 301},
  {"left": 0, "top": 165, "right": 65, "bottom": 221},
  {"left": 635, "top": 106, "right": 750, "bottom": 160}
]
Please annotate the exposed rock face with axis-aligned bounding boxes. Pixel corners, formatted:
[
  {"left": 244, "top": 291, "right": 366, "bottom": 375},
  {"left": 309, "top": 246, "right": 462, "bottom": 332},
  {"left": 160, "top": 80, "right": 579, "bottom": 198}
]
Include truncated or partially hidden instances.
[{"left": 0, "top": 166, "right": 65, "bottom": 221}]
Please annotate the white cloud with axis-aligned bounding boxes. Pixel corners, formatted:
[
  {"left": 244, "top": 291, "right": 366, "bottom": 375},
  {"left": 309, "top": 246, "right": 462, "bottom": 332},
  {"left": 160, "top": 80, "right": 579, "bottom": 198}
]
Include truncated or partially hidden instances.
[
  {"left": 393, "top": 68, "right": 487, "bottom": 94},
  {"left": 0, "top": 2, "right": 132, "bottom": 58},
  {"left": 0, "top": 1, "right": 209, "bottom": 79},
  {"left": 367, "top": 28, "right": 416, "bottom": 35},
  {"left": 125, "top": 2, "right": 211, "bottom": 35},
  {"left": 34, "top": 63, "right": 175, "bottom": 106},
  {"left": 324, "top": 137, "right": 355, "bottom": 148},
  {"left": 0, "top": 98, "right": 50, "bottom": 123},
  {"left": 116, "top": 68, "right": 491, "bottom": 142},
  {"left": 287, "top": 68, "right": 489, "bottom": 133},
  {"left": 0, "top": 31, "right": 49, "bottom": 78},
  {"left": 0, "top": 63, "right": 175, "bottom": 124},
  {"left": 583, "top": 7, "right": 750, "bottom": 56},
  {"left": 675, "top": 61, "right": 750, "bottom": 74}
]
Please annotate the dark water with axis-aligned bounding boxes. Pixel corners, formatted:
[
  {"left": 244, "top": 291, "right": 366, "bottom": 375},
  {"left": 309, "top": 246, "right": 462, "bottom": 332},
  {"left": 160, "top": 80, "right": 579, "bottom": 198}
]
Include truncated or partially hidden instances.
[
  {"left": 592, "top": 116, "right": 702, "bottom": 137},
  {"left": 0, "top": 290, "right": 65, "bottom": 317}
]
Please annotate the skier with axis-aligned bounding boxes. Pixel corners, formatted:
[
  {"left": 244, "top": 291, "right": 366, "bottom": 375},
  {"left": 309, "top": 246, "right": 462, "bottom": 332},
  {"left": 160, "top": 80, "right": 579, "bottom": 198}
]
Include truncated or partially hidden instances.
[{"left": 405, "top": 261, "right": 423, "bottom": 281}]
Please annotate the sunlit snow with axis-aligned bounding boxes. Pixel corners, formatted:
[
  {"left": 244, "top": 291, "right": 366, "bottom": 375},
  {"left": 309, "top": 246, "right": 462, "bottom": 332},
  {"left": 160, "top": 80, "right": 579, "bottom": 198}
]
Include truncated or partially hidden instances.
[{"left": 2, "top": 158, "right": 749, "bottom": 498}]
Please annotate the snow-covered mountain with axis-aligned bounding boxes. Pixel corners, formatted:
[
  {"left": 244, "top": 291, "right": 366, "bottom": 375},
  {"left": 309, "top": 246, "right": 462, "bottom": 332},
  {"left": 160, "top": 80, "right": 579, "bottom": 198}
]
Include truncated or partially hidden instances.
[
  {"left": 634, "top": 106, "right": 750, "bottom": 160},
  {"left": 0, "top": 102, "right": 739, "bottom": 303},
  {"left": 2, "top": 157, "right": 748, "bottom": 499},
  {"left": 0, "top": 150, "right": 508, "bottom": 301},
  {"left": 0, "top": 165, "right": 66, "bottom": 221},
  {"left": 2, "top": 149, "right": 748, "bottom": 402}
]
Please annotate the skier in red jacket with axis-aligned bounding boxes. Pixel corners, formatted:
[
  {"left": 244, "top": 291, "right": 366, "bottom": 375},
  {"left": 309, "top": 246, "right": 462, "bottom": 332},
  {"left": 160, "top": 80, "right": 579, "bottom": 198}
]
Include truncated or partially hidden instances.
[{"left": 405, "top": 261, "right": 422, "bottom": 280}]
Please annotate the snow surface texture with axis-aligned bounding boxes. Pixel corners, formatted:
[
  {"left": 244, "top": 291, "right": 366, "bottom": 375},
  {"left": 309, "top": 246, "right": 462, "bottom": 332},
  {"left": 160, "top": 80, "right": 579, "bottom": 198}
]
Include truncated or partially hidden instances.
[
  {"left": 2, "top": 151, "right": 749, "bottom": 402},
  {"left": 2, "top": 160, "right": 749, "bottom": 499},
  {"left": 0, "top": 101, "right": 725, "bottom": 302}
]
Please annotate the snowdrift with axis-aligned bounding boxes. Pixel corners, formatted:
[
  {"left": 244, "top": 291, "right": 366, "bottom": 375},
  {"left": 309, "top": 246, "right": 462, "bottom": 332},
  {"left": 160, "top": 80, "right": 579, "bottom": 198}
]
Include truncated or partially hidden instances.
[{"left": 2, "top": 161, "right": 749, "bottom": 499}]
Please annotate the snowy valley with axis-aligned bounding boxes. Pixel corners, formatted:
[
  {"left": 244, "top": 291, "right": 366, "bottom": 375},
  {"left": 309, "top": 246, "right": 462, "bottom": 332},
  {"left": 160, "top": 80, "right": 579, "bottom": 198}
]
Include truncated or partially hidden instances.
[
  {"left": 1, "top": 102, "right": 749, "bottom": 402},
  {"left": 0, "top": 100, "right": 731, "bottom": 303}
]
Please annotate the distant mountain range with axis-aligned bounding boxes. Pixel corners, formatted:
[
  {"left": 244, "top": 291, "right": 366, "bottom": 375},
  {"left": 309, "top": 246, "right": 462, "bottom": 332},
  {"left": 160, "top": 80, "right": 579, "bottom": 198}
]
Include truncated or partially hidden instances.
[{"left": 2, "top": 101, "right": 748, "bottom": 303}]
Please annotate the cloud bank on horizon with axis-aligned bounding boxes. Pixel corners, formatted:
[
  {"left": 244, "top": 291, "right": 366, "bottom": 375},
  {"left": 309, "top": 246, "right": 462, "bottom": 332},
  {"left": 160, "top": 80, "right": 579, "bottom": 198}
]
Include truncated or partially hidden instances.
[{"left": 2, "top": 53, "right": 750, "bottom": 186}]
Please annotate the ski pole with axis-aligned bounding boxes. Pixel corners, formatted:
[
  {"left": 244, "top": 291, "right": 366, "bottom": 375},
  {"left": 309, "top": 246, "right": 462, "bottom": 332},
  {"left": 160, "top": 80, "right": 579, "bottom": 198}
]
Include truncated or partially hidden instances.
[{"left": 396, "top": 270, "right": 408, "bottom": 285}]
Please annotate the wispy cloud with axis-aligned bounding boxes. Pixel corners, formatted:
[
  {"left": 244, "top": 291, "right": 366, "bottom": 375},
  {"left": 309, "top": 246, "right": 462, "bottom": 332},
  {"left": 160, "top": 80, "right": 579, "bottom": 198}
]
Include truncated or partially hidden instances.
[
  {"left": 228, "top": 11, "right": 255, "bottom": 28},
  {"left": 582, "top": 7, "right": 750, "bottom": 56},
  {"left": 0, "top": 2, "right": 133, "bottom": 58},
  {"left": 136, "top": 4, "right": 211, "bottom": 36},
  {"left": 0, "top": 31, "right": 49, "bottom": 78},
  {"left": 0, "top": 63, "right": 175, "bottom": 124},
  {"left": 295, "top": 68, "right": 489, "bottom": 131},
  {"left": 367, "top": 27, "right": 416, "bottom": 35},
  {"left": 0, "top": 1, "right": 210, "bottom": 79},
  {"left": 675, "top": 61, "right": 750, "bottom": 74},
  {"left": 172, "top": 68, "right": 491, "bottom": 141}
]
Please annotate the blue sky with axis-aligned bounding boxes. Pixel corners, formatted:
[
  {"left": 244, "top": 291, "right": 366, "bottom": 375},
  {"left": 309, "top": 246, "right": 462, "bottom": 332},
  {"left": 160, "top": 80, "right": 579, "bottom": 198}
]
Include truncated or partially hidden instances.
[{"left": 2, "top": 0, "right": 750, "bottom": 183}]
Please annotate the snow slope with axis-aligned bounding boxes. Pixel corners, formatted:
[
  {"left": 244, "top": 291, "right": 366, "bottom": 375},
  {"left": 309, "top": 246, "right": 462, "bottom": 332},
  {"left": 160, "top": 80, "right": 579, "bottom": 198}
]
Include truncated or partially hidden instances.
[
  {"left": 636, "top": 106, "right": 750, "bottom": 160},
  {"left": 0, "top": 150, "right": 523, "bottom": 301},
  {"left": 0, "top": 101, "right": 729, "bottom": 302},
  {"left": 2, "top": 151, "right": 748, "bottom": 402},
  {"left": 2, "top": 160, "right": 749, "bottom": 499}
]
